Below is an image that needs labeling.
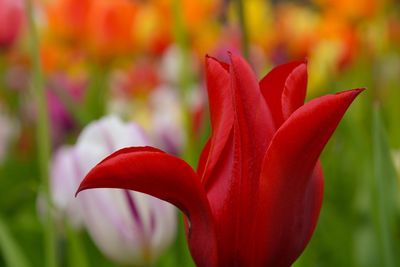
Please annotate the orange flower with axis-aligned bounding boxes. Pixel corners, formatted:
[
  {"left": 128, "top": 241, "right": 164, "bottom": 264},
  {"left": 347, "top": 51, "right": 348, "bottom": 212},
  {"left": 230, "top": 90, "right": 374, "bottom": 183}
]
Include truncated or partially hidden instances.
[
  {"left": 45, "top": 0, "right": 91, "bottom": 45},
  {"left": 132, "top": 2, "right": 171, "bottom": 55},
  {"left": 314, "top": 0, "right": 382, "bottom": 19},
  {"left": 44, "top": 0, "right": 139, "bottom": 61},
  {"left": 316, "top": 12, "right": 359, "bottom": 69},
  {"left": 273, "top": 4, "right": 319, "bottom": 59},
  {"left": 85, "top": 0, "right": 138, "bottom": 60}
]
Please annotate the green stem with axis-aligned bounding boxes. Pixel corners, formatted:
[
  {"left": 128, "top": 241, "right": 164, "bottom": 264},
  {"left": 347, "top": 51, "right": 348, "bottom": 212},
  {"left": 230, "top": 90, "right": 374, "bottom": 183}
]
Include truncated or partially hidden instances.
[
  {"left": 174, "top": 213, "right": 195, "bottom": 267},
  {"left": 84, "top": 65, "right": 108, "bottom": 120},
  {"left": 171, "top": 0, "right": 196, "bottom": 166},
  {"left": 171, "top": 0, "right": 191, "bottom": 92},
  {"left": 372, "top": 105, "right": 396, "bottom": 267},
  {"left": 48, "top": 84, "right": 90, "bottom": 127},
  {"left": 235, "top": 0, "right": 250, "bottom": 59},
  {"left": 66, "top": 223, "right": 90, "bottom": 267},
  {"left": 25, "top": 1, "right": 57, "bottom": 267}
]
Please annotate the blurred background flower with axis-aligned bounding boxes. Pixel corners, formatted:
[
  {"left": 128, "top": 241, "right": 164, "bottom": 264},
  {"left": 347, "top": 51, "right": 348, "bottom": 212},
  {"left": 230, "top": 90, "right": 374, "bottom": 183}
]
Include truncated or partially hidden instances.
[
  {"left": 50, "top": 116, "right": 176, "bottom": 266},
  {"left": 0, "top": 0, "right": 24, "bottom": 50}
]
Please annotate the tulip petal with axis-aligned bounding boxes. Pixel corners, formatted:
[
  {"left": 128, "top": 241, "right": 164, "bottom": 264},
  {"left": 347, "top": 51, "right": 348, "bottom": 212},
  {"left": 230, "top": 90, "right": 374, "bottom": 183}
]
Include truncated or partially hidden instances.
[
  {"left": 200, "top": 56, "right": 233, "bottom": 183},
  {"left": 197, "top": 138, "right": 211, "bottom": 176},
  {"left": 228, "top": 53, "right": 275, "bottom": 179},
  {"left": 229, "top": 52, "right": 276, "bottom": 151},
  {"left": 202, "top": 53, "right": 276, "bottom": 264},
  {"left": 77, "top": 146, "right": 218, "bottom": 267},
  {"left": 255, "top": 88, "right": 364, "bottom": 266},
  {"left": 260, "top": 60, "right": 307, "bottom": 126}
]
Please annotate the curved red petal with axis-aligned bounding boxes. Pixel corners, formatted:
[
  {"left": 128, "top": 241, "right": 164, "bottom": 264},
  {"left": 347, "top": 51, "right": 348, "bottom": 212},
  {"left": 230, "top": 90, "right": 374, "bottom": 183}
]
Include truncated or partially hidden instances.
[
  {"left": 260, "top": 60, "right": 307, "bottom": 127},
  {"left": 254, "top": 88, "right": 364, "bottom": 266},
  {"left": 76, "top": 146, "right": 218, "bottom": 267}
]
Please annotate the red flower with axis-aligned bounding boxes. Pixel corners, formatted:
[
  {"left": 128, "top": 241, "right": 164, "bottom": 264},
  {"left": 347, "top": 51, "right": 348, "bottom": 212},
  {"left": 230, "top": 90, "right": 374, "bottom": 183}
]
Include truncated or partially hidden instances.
[
  {"left": 0, "top": 0, "right": 24, "bottom": 50},
  {"left": 77, "top": 53, "right": 363, "bottom": 267}
]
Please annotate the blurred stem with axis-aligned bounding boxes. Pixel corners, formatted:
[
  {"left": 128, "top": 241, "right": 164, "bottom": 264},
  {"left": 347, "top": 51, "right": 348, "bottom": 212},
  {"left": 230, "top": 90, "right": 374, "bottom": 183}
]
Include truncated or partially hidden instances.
[
  {"left": 84, "top": 65, "right": 108, "bottom": 120},
  {"left": 171, "top": 0, "right": 191, "bottom": 92},
  {"left": 25, "top": 1, "right": 57, "bottom": 267},
  {"left": 171, "top": 0, "right": 196, "bottom": 166},
  {"left": 48, "top": 84, "right": 90, "bottom": 127},
  {"left": 372, "top": 105, "right": 396, "bottom": 267},
  {"left": 66, "top": 224, "right": 90, "bottom": 267},
  {"left": 234, "top": 0, "right": 249, "bottom": 59},
  {"left": 174, "top": 213, "right": 195, "bottom": 267},
  {"left": 0, "top": 56, "right": 5, "bottom": 87}
]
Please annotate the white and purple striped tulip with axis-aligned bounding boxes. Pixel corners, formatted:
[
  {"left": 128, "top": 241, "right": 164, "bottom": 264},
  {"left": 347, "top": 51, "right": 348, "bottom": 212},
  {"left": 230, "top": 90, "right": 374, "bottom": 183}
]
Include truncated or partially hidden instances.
[{"left": 51, "top": 115, "right": 177, "bottom": 266}]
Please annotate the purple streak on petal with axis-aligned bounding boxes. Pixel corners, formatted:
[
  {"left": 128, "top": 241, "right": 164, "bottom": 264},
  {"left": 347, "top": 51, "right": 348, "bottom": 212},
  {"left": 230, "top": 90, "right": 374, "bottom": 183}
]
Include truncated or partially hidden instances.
[
  {"left": 149, "top": 210, "right": 157, "bottom": 235},
  {"left": 124, "top": 191, "right": 144, "bottom": 231},
  {"left": 99, "top": 121, "right": 145, "bottom": 235}
]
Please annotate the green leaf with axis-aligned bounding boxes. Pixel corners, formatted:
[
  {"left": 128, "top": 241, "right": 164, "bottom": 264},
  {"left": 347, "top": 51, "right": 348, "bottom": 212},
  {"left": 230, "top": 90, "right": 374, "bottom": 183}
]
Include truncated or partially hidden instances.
[
  {"left": 372, "top": 105, "right": 398, "bottom": 267},
  {"left": 0, "top": 216, "right": 31, "bottom": 267}
]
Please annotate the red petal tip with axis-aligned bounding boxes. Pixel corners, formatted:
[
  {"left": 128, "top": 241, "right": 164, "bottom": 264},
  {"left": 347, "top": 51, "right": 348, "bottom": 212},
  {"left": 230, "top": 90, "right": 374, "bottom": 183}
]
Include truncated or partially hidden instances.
[
  {"left": 226, "top": 50, "right": 242, "bottom": 59},
  {"left": 75, "top": 186, "right": 83, "bottom": 197},
  {"left": 75, "top": 183, "right": 85, "bottom": 197},
  {"left": 205, "top": 54, "right": 213, "bottom": 60},
  {"left": 75, "top": 180, "right": 91, "bottom": 197},
  {"left": 206, "top": 55, "right": 230, "bottom": 71},
  {"left": 336, "top": 87, "right": 365, "bottom": 98},
  {"left": 205, "top": 55, "right": 219, "bottom": 63}
]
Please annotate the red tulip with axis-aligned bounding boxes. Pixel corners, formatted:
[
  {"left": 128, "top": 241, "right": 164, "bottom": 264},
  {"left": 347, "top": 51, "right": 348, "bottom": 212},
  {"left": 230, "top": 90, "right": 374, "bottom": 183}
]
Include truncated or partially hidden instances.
[
  {"left": 0, "top": 0, "right": 24, "bottom": 50},
  {"left": 77, "top": 53, "right": 363, "bottom": 267}
]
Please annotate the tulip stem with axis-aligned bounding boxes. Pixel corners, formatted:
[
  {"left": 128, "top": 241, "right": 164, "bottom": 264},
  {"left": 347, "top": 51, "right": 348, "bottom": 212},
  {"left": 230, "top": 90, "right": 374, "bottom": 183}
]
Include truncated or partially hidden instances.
[
  {"left": 175, "top": 213, "right": 196, "bottom": 267},
  {"left": 84, "top": 65, "right": 108, "bottom": 120},
  {"left": 48, "top": 83, "right": 90, "bottom": 127},
  {"left": 170, "top": 4, "right": 197, "bottom": 264},
  {"left": 66, "top": 223, "right": 90, "bottom": 267},
  {"left": 235, "top": 0, "right": 250, "bottom": 59},
  {"left": 372, "top": 105, "right": 396, "bottom": 267},
  {"left": 25, "top": 1, "right": 57, "bottom": 267},
  {"left": 171, "top": 0, "right": 197, "bottom": 166}
]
